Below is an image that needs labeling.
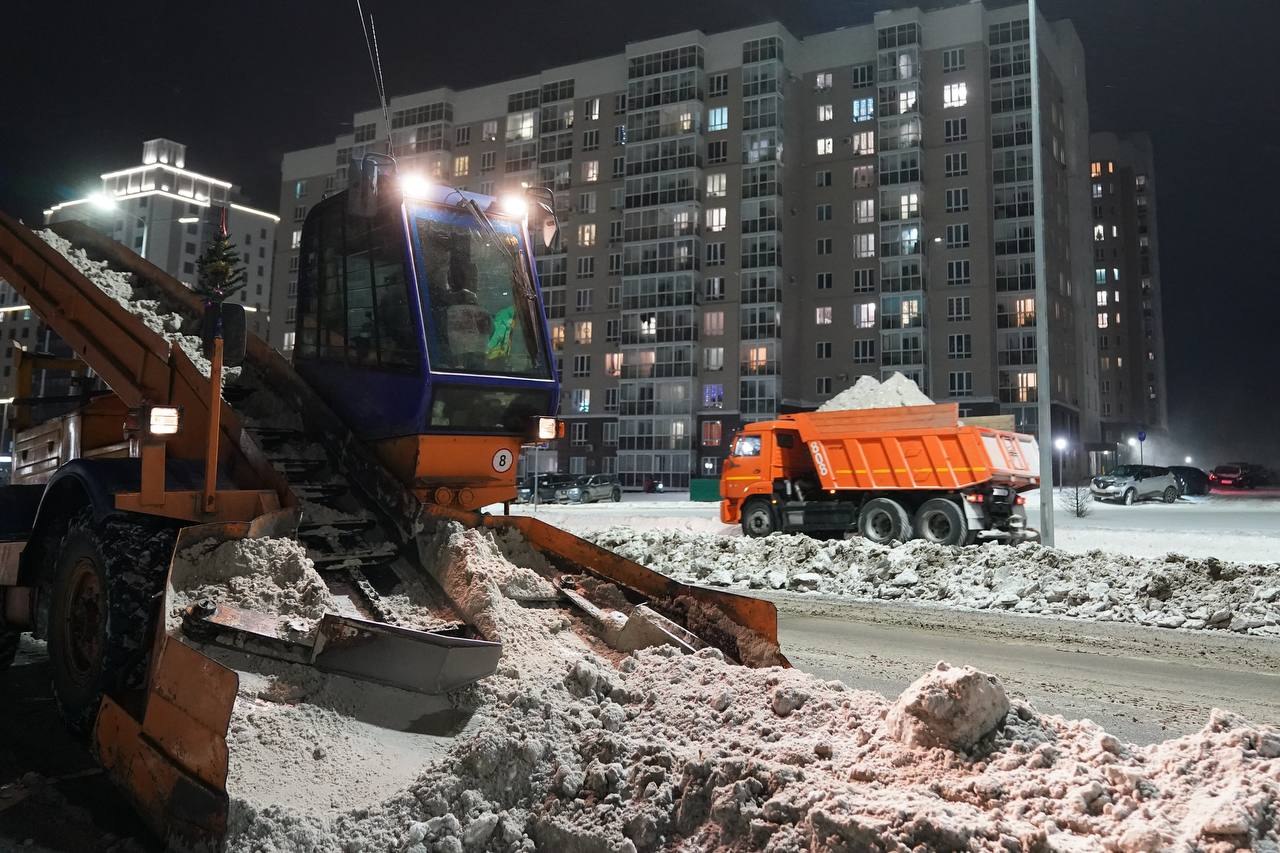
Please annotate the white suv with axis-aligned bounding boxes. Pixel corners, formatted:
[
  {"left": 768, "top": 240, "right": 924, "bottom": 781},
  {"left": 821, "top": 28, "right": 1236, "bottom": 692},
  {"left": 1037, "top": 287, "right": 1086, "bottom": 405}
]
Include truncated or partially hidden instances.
[{"left": 1090, "top": 465, "right": 1181, "bottom": 505}]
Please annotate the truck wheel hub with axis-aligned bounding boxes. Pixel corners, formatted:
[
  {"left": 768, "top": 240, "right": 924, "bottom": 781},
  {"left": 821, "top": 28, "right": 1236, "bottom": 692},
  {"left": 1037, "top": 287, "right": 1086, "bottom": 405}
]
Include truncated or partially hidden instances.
[
  {"left": 64, "top": 558, "right": 104, "bottom": 682},
  {"left": 924, "top": 513, "right": 951, "bottom": 541},
  {"left": 868, "top": 511, "right": 892, "bottom": 539}
]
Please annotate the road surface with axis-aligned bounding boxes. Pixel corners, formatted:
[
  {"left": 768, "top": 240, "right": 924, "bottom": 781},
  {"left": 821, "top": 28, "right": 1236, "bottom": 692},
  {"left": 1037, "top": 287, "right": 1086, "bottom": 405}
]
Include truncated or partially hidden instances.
[{"left": 771, "top": 592, "right": 1280, "bottom": 745}]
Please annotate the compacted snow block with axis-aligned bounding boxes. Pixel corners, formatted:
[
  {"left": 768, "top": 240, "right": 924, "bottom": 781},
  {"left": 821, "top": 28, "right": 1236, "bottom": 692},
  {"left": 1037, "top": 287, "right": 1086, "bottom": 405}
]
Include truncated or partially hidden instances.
[{"left": 886, "top": 661, "right": 1010, "bottom": 751}]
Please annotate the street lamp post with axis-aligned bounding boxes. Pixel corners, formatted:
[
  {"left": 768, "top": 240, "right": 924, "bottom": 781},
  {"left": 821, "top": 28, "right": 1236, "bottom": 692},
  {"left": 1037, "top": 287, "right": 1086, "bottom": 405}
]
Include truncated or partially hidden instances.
[
  {"left": 1029, "top": 0, "right": 1055, "bottom": 546},
  {"left": 1054, "top": 436, "right": 1068, "bottom": 486}
]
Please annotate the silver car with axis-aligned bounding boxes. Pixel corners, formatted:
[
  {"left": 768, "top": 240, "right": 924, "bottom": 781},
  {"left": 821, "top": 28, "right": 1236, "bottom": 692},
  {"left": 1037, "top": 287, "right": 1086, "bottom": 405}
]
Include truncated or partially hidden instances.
[
  {"left": 556, "top": 474, "right": 623, "bottom": 504},
  {"left": 1090, "top": 465, "right": 1181, "bottom": 505}
]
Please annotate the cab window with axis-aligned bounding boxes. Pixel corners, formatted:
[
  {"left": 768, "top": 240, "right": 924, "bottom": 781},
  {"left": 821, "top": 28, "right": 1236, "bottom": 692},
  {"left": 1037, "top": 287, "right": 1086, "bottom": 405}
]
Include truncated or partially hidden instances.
[{"left": 733, "top": 435, "right": 762, "bottom": 457}]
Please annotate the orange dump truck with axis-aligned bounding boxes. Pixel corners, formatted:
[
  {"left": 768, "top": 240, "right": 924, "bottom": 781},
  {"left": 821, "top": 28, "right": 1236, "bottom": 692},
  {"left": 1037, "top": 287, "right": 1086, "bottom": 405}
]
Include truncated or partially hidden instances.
[{"left": 720, "top": 403, "right": 1040, "bottom": 545}]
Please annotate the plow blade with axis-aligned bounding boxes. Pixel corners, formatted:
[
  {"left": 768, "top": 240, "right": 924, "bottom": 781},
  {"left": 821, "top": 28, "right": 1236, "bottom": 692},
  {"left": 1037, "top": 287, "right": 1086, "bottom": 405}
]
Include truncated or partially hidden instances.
[{"left": 454, "top": 509, "right": 788, "bottom": 668}]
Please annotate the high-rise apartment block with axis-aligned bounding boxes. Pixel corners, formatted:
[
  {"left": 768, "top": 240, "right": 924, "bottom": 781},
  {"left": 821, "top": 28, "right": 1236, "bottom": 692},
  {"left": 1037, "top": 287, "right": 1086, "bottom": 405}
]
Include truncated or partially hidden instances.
[
  {"left": 274, "top": 2, "right": 1101, "bottom": 487},
  {"left": 1087, "top": 132, "right": 1167, "bottom": 446}
]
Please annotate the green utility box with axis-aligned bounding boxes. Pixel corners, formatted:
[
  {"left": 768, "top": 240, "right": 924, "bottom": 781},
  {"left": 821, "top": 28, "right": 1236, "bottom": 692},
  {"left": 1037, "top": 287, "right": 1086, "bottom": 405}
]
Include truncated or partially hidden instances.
[{"left": 690, "top": 478, "right": 721, "bottom": 502}]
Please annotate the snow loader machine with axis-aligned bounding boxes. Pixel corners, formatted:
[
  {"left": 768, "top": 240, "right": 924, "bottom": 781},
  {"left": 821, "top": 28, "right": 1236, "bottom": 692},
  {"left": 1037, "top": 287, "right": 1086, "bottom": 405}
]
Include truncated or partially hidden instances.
[{"left": 0, "top": 159, "right": 785, "bottom": 851}]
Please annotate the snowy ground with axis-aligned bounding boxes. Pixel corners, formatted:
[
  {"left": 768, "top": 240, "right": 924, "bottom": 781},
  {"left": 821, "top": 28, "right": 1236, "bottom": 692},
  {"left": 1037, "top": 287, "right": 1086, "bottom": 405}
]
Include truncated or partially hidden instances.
[{"left": 488, "top": 488, "right": 1280, "bottom": 563}]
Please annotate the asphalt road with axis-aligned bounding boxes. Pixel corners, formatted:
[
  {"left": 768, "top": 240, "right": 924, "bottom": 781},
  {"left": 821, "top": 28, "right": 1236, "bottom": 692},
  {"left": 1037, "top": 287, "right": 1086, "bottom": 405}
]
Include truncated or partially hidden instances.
[{"left": 772, "top": 593, "right": 1280, "bottom": 745}]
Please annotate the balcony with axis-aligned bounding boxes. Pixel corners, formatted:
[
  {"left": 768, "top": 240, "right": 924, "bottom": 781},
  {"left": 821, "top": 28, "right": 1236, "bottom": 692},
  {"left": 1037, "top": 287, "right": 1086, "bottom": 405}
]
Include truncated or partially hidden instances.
[
  {"left": 622, "top": 256, "right": 701, "bottom": 276},
  {"left": 620, "top": 327, "right": 698, "bottom": 345},
  {"left": 626, "top": 118, "right": 704, "bottom": 144},
  {"left": 881, "top": 350, "right": 925, "bottom": 366}
]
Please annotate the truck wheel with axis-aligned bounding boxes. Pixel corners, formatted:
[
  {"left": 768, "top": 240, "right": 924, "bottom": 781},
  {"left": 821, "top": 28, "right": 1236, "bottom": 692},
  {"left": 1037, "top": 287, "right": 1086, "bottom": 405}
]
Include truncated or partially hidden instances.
[
  {"left": 741, "top": 499, "right": 777, "bottom": 538},
  {"left": 858, "top": 498, "right": 912, "bottom": 545},
  {"left": 914, "top": 499, "right": 968, "bottom": 547},
  {"left": 0, "top": 629, "right": 18, "bottom": 671},
  {"left": 46, "top": 510, "right": 176, "bottom": 735},
  {"left": 1123, "top": 488, "right": 1137, "bottom": 506},
  {"left": 1162, "top": 486, "right": 1178, "bottom": 504}
]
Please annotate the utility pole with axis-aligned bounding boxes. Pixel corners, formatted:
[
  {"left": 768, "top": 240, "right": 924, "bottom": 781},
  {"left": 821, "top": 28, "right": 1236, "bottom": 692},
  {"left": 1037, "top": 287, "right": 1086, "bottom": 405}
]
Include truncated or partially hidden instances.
[{"left": 1029, "top": 0, "right": 1055, "bottom": 546}]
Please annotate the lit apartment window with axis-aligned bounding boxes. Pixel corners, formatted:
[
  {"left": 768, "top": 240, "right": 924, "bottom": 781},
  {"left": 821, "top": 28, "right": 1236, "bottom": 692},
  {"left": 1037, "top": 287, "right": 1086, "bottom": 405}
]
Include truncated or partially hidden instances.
[
  {"left": 583, "top": 161, "right": 599, "bottom": 183},
  {"left": 708, "top": 107, "right": 728, "bottom": 132},
  {"left": 704, "top": 277, "right": 725, "bottom": 300},
  {"left": 1094, "top": 224, "right": 1105, "bottom": 241},
  {"left": 1097, "top": 291, "right": 1108, "bottom": 307},
  {"left": 290, "top": 230, "right": 301, "bottom": 249},
  {"left": 815, "top": 306, "right": 833, "bottom": 325},
  {"left": 817, "top": 138, "right": 834, "bottom": 156},
  {"left": 703, "top": 311, "right": 724, "bottom": 336},
  {"left": 817, "top": 104, "right": 833, "bottom": 122},
  {"left": 1097, "top": 313, "right": 1109, "bottom": 329},
  {"left": 701, "top": 421, "right": 724, "bottom": 448},
  {"left": 573, "top": 389, "right": 590, "bottom": 413},
  {"left": 854, "top": 303, "right": 876, "bottom": 329},
  {"left": 851, "top": 131, "right": 875, "bottom": 156},
  {"left": 453, "top": 155, "right": 469, "bottom": 177},
  {"left": 294, "top": 180, "right": 307, "bottom": 198},
  {"left": 584, "top": 97, "right": 600, "bottom": 121},
  {"left": 1091, "top": 162, "right": 1102, "bottom": 178},
  {"left": 578, "top": 224, "right": 596, "bottom": 247},
  {"left": 1092, "top": 182, "right": 1103, "bottom": 199},
  {"left": 855, "top": 234, "right": 876, "bottom": 258},
  {"left": 605, "top": 352, "right": 622, "bottom": 377},
  {"left": 706, "top": 208, "right": 727, "bottom": 232},
  {"left": 506, "top": 111, "right": 535, "bottom": 141},
  {"left": 943, "top": 82, "right": 968, "bottom": 108},
  {"left": 551, "top": 322, "right": 565, "bottom": 350},
  {"left": 703, "top": 384, "right": 724, "bottom": 408},
  {"left": 854, "top": 199, "right": 875, "bottom": 224},
  {"left": 816, "top": 72, "right": 833, "bottom": 90},
  {"left": 852, "top": 97, "right": 874, "bottom": 123},
  {"left": 706, "top": 173, "right": 727, "bottom": 197},
  {"left": 852, "top": 165, "right": 875, "bottom": 188},
  {"left": 481, "top": 120, "right": 498, "bottom": 141}
]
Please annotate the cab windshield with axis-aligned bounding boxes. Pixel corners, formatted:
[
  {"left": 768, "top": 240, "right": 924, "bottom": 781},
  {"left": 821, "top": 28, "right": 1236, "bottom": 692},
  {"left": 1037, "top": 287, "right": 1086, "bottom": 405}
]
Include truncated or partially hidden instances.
[
  {"left": 415, "top": 206, "right": 550, "bottom": 379},
  {"left": 733, "top": 435, "right": 762, "bottom": 457}
]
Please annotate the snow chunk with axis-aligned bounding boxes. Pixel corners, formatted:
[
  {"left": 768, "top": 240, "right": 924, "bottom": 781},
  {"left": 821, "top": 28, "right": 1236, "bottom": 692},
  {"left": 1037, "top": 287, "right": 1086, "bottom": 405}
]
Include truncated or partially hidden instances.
[
  {"left": 817, "top": 371, "right": 933, "bottom": 412},
  {"left": 886, "top": 661, "right": 1010, "bottom": 751}
]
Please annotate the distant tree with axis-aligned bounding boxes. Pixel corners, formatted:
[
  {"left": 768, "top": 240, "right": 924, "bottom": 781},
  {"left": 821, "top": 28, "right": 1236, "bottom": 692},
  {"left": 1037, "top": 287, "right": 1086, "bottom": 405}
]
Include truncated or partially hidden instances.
[
  {"left": 1057, "top": 479, "right": 1094, "bottom": 518},
  {"left": 194, "top": 225, "right": 246, "bottom": 303}
]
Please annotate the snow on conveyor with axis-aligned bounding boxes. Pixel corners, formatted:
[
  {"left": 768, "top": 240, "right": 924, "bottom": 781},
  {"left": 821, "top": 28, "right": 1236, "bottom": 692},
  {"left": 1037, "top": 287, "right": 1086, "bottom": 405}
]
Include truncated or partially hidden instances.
[
  {"left": 586, "top": 528, "right": 1280, "bottom": 638},
  {"left": 221, "top": 523, "right": 1280, "bottom": 852}
]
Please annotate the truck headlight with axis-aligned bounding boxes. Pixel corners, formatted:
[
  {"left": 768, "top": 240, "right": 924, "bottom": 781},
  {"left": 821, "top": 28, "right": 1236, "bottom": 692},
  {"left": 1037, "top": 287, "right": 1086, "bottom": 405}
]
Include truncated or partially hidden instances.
[{"left": 148, "top": 406, "right": 182, "bottom": 436}]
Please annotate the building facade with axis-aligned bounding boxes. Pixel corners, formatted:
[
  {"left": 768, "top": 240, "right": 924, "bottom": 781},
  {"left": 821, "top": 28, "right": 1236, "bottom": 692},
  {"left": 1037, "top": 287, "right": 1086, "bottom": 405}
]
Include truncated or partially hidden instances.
[
  {"left": 1087, "top": 132, "right": 1167, "bottom": 448},
  {"left": 273, "top": 2, "right": 1100, "bottom": 487}
]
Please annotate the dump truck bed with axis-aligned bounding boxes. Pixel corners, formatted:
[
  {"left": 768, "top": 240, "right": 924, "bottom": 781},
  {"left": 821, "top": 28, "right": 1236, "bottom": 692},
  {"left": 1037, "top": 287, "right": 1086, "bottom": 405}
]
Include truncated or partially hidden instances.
[{"left": 778, "top": 404, "right": 1040, "bottom": 492}]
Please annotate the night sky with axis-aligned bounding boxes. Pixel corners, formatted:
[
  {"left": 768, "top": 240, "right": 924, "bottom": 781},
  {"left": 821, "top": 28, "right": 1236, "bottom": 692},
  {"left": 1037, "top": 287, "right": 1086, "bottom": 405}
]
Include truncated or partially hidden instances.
[{"left": 3, "top": 1, "right": 1276, "bottom": 465}]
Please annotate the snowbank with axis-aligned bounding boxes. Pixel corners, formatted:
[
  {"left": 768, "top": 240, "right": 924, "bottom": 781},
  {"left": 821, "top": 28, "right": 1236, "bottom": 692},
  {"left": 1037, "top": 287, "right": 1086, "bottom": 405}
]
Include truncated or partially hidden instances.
[
  {"left": 221, "top": 526, "right": 1280, "bottom": 853},
  {"left": 37, "top": 229, "right": 231, "bottom": 379},
  {"left": 585, "top": 528, "right": 1280, "bottom": 637},
  {"left": 818, "top": 371, "right": 932, "bottom": 412}
]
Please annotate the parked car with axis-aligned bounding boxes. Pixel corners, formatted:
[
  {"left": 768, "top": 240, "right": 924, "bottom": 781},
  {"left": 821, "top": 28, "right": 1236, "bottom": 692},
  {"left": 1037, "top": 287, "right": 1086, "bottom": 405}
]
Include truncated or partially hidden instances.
[
  {"left": 516, "top": 474, "right": 577, "bottom": 503},
  {"left": 555, "top": 474, "right": 623, "bottom": 504},
  {"left": 1168, "top": 465, "right": 1211, "bottom": 496},
  {"left": 1210, "top": 463, "right": 1264, "bottom": 489},
  {"left": 1090, "top": 465, "right": 1181, "bottom": 505}
]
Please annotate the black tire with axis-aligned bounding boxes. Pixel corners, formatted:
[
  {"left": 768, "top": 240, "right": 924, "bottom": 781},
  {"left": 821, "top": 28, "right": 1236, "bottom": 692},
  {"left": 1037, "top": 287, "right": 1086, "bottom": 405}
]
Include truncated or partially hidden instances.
[
  {"left": 611, "top": 488, "right": 622, "bottom": 503},
  {"left": 858, "top": 498, "right": 913, "bottom": 545},
  {"left": 741, "top": 498, "right": 777, "bottom": 538},
  {"left": 1162, "top": 486, "right": 1178, "bottom": 504},
  {"left": 0, "top": 629, "right": 18, "bottom": 671},
  {"left": 1123, "top": 488, "right": 1137, "bottom": 506},
  {"left": 914, "top": 498, "right": 969, "bottom": 546},
  {"left": 46, "top": 509, "right": 176, "bottom": 735}
]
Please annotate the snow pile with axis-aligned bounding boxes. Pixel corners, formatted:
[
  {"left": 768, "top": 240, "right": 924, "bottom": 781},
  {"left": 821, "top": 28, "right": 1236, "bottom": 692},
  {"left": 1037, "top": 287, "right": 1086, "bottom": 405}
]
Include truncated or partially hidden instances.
[
  {"left": 586, "top": 528, "right": 1280, "bottom": 636},
  {"left": 221, "top": 526, "right": 1280, "bottom": 853},
  {"left": 818, "top": 371, "right": 933, "bottom": 412},
  {"left": 170, "top": 536, "right": 334, "bottom": 638},
  {"left": 37, "top": 229, "right": 230, "bottom": 379}
]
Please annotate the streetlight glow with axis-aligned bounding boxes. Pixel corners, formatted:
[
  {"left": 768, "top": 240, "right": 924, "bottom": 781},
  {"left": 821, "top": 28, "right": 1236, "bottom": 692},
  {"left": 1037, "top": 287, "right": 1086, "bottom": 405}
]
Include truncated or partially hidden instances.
[
  {"left": 89, "top": 193, "right": 117, "bottom": 211},
  {"left": 1054, "top": 437, "right": 1067, "bottom": 451},
  {"left": 1185, "top": 455, "right": 1193, "bottom": 464},
  {"left": 178, "top": 216, "right": 200, "bottom": 224},
  {"left": 1127, "top": 437, "right": 1138, "bottom": 447}
]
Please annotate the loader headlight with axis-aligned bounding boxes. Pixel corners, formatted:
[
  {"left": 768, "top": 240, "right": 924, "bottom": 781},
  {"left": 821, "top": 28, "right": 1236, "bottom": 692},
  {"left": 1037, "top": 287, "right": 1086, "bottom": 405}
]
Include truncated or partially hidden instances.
[
  {"left": 536, "top": 417, "right": 557, "bottom": 441},
  {"left": 148, "top": 406, "right": 182, "bottom": 436}
]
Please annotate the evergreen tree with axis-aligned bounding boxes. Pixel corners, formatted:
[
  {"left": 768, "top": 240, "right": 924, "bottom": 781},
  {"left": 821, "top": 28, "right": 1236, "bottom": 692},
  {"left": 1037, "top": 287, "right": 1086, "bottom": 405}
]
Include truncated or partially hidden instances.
[{"left": 194, "top": 226, "right": 247, "bottom": 303}]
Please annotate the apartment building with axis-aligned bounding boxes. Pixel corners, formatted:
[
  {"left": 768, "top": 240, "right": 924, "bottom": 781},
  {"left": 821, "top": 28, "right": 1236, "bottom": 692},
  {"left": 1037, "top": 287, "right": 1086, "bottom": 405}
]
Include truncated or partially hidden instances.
[
  {"left": 273, "top": 2, "right": 1100, "bottom": 488},
  {"left": 1088, "top": 132, "right": 1167, "bottom": 446},
  {"left": 0, "top": 139, "right": 279, "bottom": 446}
]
